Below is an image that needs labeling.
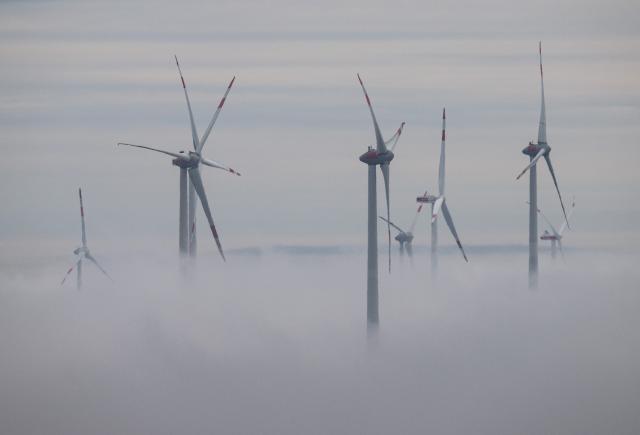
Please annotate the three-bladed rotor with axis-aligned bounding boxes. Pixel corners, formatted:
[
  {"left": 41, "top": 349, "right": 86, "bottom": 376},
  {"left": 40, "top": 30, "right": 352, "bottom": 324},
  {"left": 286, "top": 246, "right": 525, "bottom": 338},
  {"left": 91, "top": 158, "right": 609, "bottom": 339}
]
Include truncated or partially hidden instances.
[
  {"left": 61, "top": 188, "right": 113, "bottom": 287},
  {"left": 516, "top": 42, "right": 570, "bottom": 229},
  {"left": 418, "top": 109, "right": 468, "bottom": 262},
  {"left": 357, "top": 74, "right": 405, "bottom": 272},
  {"left": 118, "top": 56, "right": 240, "bottom": 261}
]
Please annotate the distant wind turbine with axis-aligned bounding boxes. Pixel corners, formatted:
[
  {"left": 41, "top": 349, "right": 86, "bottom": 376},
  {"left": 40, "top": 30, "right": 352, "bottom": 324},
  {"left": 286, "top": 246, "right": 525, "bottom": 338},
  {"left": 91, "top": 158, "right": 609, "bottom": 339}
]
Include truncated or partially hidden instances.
[
  {"left": 357, "top": 74, "right": 405, "bottom": 328},
  {"left": 533, "top": 198, "right": 575, "bottom": 258},
  {"left": 516, "top": 43, "right": 570, "bottom": 288},
  {"left": 378, "top": 202, "right": 424, "bottom": 256},
  {"left": 61, "top": 188, "right": 113, "bottom": 289},
  {"left": 417, "top": 108, "right": 468, "bottom": 277},
  {"left": 118, "top": 56, "right": 240, "bottom": 261}
]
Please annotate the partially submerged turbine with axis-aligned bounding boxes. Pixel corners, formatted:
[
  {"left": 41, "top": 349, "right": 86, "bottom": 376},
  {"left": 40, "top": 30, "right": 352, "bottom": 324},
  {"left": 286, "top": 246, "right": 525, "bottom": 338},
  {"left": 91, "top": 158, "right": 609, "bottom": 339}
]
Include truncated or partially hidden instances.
[
  {"left": 118, "top": 56, "right": 240, "bottom": 261},
  {"left": 516, "top": 43, "right": 570, "bottom": 288},
  {"left": 378, "top": 203, "right": 424, "bottom": 256},
  {"left": 61, "top": 188, "right": 113, "bottom": 289},
  {"left": 416, "top": 108, "right": 468, "bottom": 277},
  {"left": 535, "top": 198, "right": 575, "bottom": 258},
  {"left": 357, "top": 74, "right": 405, "bottom": 328}
]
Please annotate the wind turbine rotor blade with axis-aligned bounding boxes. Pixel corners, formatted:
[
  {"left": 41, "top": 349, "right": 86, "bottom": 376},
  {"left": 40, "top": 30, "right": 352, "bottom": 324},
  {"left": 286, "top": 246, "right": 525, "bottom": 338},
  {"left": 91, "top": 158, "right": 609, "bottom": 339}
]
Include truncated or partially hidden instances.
[
  {"left": 431, "top": 196, "right": 444, "bottom": 223},
  {"left": 439, "top": 107, "right": 446, "bottom": 195},
  {"left": 558, "top": 197, "right": 575, "bottom": 235},
  {"left": 85, "top": 254, "right": 114, "bottom": 282},
  {"left": 544, "top": 154, "right": 570, "bottom": 230},
  {"left": 516, "top": 147, "right": 545, "bottom": 180},
  {"left": 386, "top": 122, "right": 406, "bottom": 152},
  {"left": 187, "top": 167, "right": 226, "bottom": 261},
  {"left": 117, "top": 143, "right": 186, "bottom": 160},
  {"left": 409, "top": 199, "right": 426, "bottom": 233},
  {"left": 357, "top": 74, "right": 386, "bottom": 153},
  {"left": 380, "top": 163, "right": 391, "bottom": 272},
  {"left": 378, "top": 215, "right": 404, "bottom": 234},
  {"left": 61, "top": 259, "right": 81, "bottom": 285},
  {"left": 441, "top": 201, "right": 468, "bottom": 262},
  {"left": 538, "top": 41, "right": 547, "bottom": 145},
  {"left": 528, "top": 201, "right": 559, "bottom": 236},
  {"left": 79, "top": 188, "right": 87, "bottom": 247},
  {"left": 198, "top": 76, "right": 236, "bottom": 153},
  {"left": 200, "top": 157, "right": 241, "bottom": 176},
  {"left": 174, "top": 55, "right": 200, "bottom": 150}
]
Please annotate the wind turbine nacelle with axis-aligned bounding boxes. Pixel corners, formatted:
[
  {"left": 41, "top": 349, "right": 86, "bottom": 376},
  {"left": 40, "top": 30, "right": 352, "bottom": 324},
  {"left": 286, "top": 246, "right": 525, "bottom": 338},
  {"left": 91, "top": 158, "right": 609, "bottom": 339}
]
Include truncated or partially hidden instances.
[
  {"left": 416, "top": 194, "right": 438, "bottom": 204},
  {"left": 522, "top": 142, "right": 547, "bottom": 157},
  {"left": 73, "top": 247, "right": 88, "bottom": 256},
  {"left": 172, "top": 151, "right": 199, "bottom": 168},
  {"left": 359, "top": 148, "right": 394, "bottom": 166},
  {"left": 396, "top": 232, "right": 413, "bottom": 244},
  {"left": 540, "top": 232, "right": 559, "bottom": 241}
]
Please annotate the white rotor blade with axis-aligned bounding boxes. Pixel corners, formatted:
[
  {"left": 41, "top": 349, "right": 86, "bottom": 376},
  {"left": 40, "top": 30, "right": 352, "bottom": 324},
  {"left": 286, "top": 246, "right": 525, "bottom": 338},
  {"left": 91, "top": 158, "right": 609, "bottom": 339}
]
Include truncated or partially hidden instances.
[
  {"left": 117, "top": 143, "right": 186, "bottom": 160},
  {"left": 558, "top": 198, "right": 575, "bottom": 235},
  {"left": 61, "top": 258, "right": 81, "bottom": 286},
  {"left": 380, "top": 163, "right": 391, "bottom": 272},
  {"left": 198, "top": 76, "right": 236, "bottom": 153},
  {"left": 200, "top": 157, "right": 241, "bottom": 176},
  {"left": 385, "top": 122, "right": 405, "bottom": 152},
  {"left": 174, "top": 55, "right": 200, "bottom": 150},
  {"left": 544, "top": 154, "right": 570, "bottom": 230},
  {"left": 441, "top": 201, "right": 468, "bottom": 262},
  {"left": 439, "top": 107, "right": 446, "bottom": 195},
  {"left": 357, "top": 74, "right": 386, "bottom": 153},
  {"left": 431, "top": 196, "right": 444, "bottom": 223},
  {"left": 79, "top": 188, "right": 87, "bottom": 248},
  {"left": 379, "top": 215, "right": 405, "bottom": 234},
  {"left": 86, "top": 254, "right": 114, "bottom": 282},
  {"left": 538, "top": 42, "right": 547, "bottom": 145},
  {"left": 188, "top": 167, "right": 226, "bottom": 261},
  {"left": 516, "top": 147, "right": 545, "bottom": 180}
]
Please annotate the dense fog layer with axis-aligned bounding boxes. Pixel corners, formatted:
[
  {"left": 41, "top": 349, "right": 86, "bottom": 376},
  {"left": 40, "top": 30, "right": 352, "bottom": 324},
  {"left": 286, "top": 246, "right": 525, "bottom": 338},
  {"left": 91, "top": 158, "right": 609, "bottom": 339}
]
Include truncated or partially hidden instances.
[{"left": 1, "top": 247, "right": 639, "bottom": 435}]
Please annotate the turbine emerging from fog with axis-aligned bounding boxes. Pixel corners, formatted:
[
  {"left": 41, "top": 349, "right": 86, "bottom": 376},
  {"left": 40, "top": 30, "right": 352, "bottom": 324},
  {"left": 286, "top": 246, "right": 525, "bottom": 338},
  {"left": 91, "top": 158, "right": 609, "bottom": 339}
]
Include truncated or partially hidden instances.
[
  {"left": 378, "top": 203, "right": 424, "bottom": 256},
  {"left": 516, "top": 43, "right": 570, "bottom": 288},
  {"left": 357, "top": 74, "right": 405, "bottom": 328},
  {"left": 417, "top": 108, "right": 468, "bottom": 277},
  {"left": 118, "top": 56, "right": 240, "bottom": 261},
  {"left": 535, "top": 198, "right": 575, "bottom": 259},
  {"left": 61, "top": 188, "right": 112, "bottom": 289}
]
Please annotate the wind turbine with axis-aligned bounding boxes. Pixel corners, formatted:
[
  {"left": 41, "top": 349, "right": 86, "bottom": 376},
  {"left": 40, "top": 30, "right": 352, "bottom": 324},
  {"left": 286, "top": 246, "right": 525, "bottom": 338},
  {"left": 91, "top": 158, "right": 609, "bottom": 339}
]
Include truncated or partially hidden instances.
[
  {"left": 357, "top": 74, "right": 405, "bottom": 328},
  {"left": 416, "top": 108, "right": 468, "bottom": 277},
  {"left": 534, "top": 198, "right": 575, "bottom": 258},
  {"left": 61, "top": 188, "right": 113, "bottom": 289},
  {"left": 378, "top": 202, "right": 424, "bottom": 256},
  {"left": 516, "top": 42, "right": 570, "bottom": 288},
  {"left": 118, "top": 56, "right": 240, "bottom": 261}
]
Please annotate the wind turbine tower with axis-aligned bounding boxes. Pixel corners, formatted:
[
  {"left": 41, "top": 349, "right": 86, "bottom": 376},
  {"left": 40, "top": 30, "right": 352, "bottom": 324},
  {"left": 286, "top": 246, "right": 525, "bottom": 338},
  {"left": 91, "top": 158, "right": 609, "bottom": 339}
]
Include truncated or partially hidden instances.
[
  {"left": 416, "top": 108, "right": 468, "bottom": 278},
  {"left": 61, "top": 188, "right": 113, "bottom": 289},
  {"left": 118, "top": 56, "right": 240, "bottom": 261},
  {"left": 516, "top": 43, "right": 570, "bottom": 288},
  {"left": 357, "top": 74, "right": 404, "bottom": 329}
]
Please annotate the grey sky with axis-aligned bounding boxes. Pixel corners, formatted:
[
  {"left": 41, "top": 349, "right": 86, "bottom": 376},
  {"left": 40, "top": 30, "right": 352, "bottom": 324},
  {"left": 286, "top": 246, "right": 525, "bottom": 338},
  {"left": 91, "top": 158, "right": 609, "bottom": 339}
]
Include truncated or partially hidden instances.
[{"left": 1, "top": 0, "right": 639, "bottom": 253}]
